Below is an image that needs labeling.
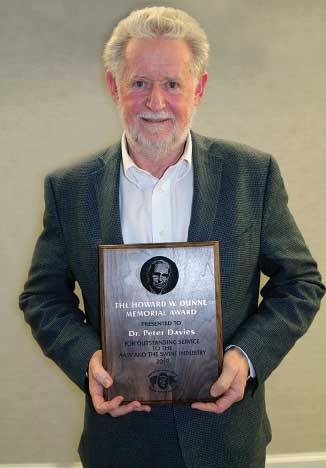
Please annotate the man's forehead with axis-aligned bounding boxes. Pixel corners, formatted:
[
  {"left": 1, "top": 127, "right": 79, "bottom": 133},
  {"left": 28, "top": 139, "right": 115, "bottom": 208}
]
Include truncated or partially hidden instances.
[
  {"left": 123, "top": 37, "right": 193, "bottom": 74},
  {"left": 153, "top": 262, "right": 169, "bottom": 272}
]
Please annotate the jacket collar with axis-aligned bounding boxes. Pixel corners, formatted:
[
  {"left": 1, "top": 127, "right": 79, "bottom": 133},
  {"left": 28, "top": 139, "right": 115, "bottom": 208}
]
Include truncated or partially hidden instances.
[
  {"left": 188, "top": 131, "right": 223, "bottom": 242},
  {"left": 93, "top": 142, "right": 123, "bottom": 245}
]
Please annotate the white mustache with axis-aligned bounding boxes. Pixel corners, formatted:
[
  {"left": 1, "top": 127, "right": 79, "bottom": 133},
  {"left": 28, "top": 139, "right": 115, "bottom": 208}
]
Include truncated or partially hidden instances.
[{"left": 137, "top": 112, "right": 175, "bottom": 121}]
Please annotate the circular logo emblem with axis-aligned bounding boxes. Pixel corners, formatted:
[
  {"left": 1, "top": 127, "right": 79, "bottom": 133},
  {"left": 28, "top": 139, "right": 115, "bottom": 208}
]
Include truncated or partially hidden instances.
[
  {"left": 148, "top": 370, "right": 178, "bottom": 392},
  {"left": 140, "top": 256, "right": 179, "bottom": 295}
]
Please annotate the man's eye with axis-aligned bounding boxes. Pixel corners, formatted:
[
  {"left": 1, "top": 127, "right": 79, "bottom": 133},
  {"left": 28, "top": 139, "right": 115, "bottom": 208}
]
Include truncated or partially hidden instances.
[
  {"left": 134, "top": 80, "right": 145, "bottom": 88},
  {"left": 168, "top": 81, "right": 178, "bottom": 89}
]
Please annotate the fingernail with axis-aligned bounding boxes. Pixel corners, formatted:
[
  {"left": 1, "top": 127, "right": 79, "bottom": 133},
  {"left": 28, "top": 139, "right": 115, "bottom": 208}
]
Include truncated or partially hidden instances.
[
  {"left": 104, "top": 378, "right": 112, "bottom": 388},
  {"left": 210, "top": 388, "right": 217, "bottom": 398}
]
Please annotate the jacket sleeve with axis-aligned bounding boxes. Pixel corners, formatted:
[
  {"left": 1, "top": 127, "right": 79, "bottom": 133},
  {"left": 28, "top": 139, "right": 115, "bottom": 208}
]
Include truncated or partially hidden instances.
[
  {"left": 230, "top": 156, "right": 325, "bottom": 384},
  {"left": 19, "top": 175, "right": 101, "bottom": 393}
]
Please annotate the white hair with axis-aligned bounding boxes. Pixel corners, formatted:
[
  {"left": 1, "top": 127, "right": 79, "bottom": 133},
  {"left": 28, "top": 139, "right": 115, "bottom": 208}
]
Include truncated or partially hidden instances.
[{"left": 102, "top": 6, "right": 209, "bottom": 79}]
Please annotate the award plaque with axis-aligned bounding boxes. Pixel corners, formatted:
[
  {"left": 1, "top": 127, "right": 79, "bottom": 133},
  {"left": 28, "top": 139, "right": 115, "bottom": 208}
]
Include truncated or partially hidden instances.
[{"left": 99, "top": 241, "right": 223, "bottom": 403}]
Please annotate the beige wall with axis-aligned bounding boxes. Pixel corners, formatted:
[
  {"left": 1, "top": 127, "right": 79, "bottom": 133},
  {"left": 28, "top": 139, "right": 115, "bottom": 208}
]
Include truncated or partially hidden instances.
[{"left": 1, "top": 0, "right": 325, "bottom": 463}]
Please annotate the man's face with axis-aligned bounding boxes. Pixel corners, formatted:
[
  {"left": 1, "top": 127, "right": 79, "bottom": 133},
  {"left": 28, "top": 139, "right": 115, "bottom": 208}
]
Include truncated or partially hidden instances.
[
  {"left": 106, "top": 36, "right": 207, "bottom": 154},
  {"left": 151, "top": 262, "right": 170, "bottom": 290}
]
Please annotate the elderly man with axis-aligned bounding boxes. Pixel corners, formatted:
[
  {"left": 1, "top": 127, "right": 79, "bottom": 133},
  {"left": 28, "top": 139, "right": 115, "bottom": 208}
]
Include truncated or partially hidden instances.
[
  {"left": 19, "top": 6, "right": 324, "bottom": 468},
  {"left": 147, "top": 259, "right": 171, "bottom": 294}
]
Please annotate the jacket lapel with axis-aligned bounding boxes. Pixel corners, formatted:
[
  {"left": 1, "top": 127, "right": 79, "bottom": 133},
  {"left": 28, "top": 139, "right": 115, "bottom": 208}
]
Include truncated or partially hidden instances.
[
  {"left": 92, "top": 142, "right": 124, "bottom": 246},
  {"left": 188, "top": 132, "right": 224, "bottom": 242}
]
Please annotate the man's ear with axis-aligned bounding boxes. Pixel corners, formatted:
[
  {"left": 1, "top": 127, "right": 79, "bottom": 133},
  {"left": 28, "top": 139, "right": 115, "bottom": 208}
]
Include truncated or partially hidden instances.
[
  {"left": 105, "top": 71, "right": 119, "bottom": 103},
  {"left": 194, "top": 72, "right": 208, "bottom": 106}
]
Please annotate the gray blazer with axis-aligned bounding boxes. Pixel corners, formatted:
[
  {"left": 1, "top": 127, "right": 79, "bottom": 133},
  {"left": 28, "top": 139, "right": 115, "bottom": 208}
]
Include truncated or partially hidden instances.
[{"left": 20, "top": 132, "right": 325, "bottom": 468}]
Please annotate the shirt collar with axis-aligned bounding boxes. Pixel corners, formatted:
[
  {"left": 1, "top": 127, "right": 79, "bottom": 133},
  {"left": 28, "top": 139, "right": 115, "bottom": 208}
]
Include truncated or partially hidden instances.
[{"left": 121, "top": 130, "right": 192, "bottom": 185}]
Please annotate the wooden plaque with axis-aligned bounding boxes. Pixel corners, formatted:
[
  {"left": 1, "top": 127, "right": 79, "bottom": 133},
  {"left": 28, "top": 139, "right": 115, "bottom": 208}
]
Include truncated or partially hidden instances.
[{"left": 99, "top": 241, "right": 223, "bottom": 404}]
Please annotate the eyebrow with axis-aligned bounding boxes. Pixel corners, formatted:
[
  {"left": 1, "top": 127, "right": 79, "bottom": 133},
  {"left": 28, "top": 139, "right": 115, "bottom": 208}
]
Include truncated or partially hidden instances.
[{"left": 128, "top": 74, "right": 181, "bottom": 82}]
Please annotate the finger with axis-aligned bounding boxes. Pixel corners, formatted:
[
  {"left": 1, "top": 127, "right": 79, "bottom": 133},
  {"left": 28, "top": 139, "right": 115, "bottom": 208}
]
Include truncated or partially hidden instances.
[
  {"left": 109, "top": 400, "right": 146, "bottom": 418},
  {"left": 191, "top": 402, "right": 220, "bottom": 413},
  {"left": 134, "top": 404, "right": 151, "bottom": 413},
  {"left": 192, "top": 396, "right": 235, "bottom": 414},
  {"left": 210, "top": 364, "right": 237, "bottom": 398},
  {"left": 89, "top": 372, "right": 110, "bottom": 400},
  {"left": 214, "top": 372, "right": 247, "bottom": 413},
  {"left": 94, "top": 371, "right": 113, "bottom": 389},
  {"left": 89, "top": 358, "right": 113, "bottom": 389},
  {"left": 95, "top": 397, "right": 151, "bottom": 417},
  {"left": 88, "top": 350, "right": 113, "bottom": 388},
  {"left": 92, "top": 395, "right": 124, "bottom": 415},
  {"left": 214, "top": 389, "right": 239, "bottom": 413},
  {"left": 192, "top": 387, "right": 242, "bottom": 415}
]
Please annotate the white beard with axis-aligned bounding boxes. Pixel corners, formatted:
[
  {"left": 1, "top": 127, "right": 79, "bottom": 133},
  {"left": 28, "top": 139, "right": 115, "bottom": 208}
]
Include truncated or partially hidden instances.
[{"left": 119, "top": 109, "right": 195, "bottom": 157}]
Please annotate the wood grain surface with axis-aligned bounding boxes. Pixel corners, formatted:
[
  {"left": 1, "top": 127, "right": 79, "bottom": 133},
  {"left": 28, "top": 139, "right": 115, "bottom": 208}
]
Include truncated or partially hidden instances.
[{"left": 99, "top": 242, "right": 223, "bottom": 403}]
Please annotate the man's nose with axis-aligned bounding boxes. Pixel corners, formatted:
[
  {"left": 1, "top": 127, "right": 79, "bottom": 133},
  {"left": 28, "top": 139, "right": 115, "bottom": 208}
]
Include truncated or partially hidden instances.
[{"left": 146, "top": 83, "right": 166, "bottom": 111}]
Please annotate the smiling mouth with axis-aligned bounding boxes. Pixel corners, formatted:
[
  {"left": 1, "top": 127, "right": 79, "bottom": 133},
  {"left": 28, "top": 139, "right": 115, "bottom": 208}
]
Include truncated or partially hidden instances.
[{"left": 141, "top": 118, "right": 170, "bottom": 123}]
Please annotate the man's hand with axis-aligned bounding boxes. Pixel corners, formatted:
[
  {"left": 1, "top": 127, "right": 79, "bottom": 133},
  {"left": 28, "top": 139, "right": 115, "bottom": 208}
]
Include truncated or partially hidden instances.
[
  {"left": 88, "top": 350, "right": 151, "bottom": 417},
  {"left": 191, "top": 348, "right": 249, "bottom": 414}
]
